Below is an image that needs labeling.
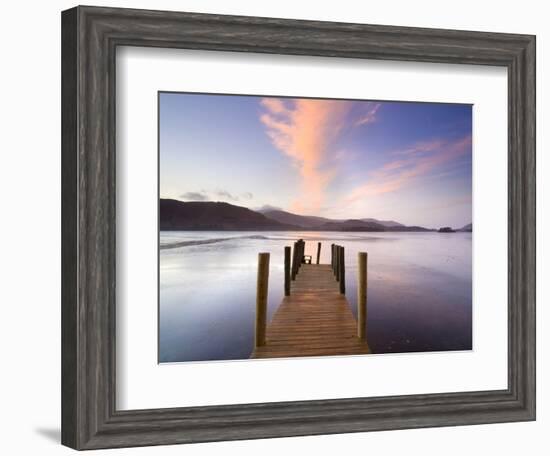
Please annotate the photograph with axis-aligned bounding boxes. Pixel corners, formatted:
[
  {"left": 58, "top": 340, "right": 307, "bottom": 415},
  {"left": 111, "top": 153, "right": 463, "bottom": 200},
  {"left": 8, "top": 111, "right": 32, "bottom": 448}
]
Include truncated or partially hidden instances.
[
  {"left": 47, "top": 2, "right": 538, "bottom": 452},
  {"left": 158, "top": 92, "right": 473, "bottom": 363}
]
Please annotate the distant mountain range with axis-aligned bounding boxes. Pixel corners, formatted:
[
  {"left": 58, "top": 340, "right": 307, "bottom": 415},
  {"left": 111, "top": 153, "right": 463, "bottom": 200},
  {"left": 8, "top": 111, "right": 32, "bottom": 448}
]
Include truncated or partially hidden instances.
[
  {"left": 257, "top": 209, "right": 406, "bottom": 230},
  {"left": 360, "top": 218, "right": 404, "bottom": 228},
  {"left": 160, "top": 199, "right": 295, "bottom": 231},
  {"left": 316, "top": 219, "right": 387, "bottom": 232},
  {"left": 256, "top": 209, "right": 332, "bottom": 228},
  {"left": 160, "top": 199, "right": 471, "bottom": 232},
  {"left": 255, "top": 208, "right": 431, "bottom": 231},
  {"left": 457, "top": 223, "right": 472, "bottom": 232}
]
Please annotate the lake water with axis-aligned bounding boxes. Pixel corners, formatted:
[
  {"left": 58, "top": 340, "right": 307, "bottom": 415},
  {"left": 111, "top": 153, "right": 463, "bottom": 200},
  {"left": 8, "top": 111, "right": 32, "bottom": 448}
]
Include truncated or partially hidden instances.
[{"left": 159, "top": 231, "right": 472, "bottom": 363}]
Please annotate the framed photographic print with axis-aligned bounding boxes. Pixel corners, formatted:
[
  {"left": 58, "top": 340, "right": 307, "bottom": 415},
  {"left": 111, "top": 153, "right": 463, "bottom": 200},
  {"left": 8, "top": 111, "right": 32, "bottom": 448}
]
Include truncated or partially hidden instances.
[{"left": 61, "top": 5, "right": 536, "bottom": 450}]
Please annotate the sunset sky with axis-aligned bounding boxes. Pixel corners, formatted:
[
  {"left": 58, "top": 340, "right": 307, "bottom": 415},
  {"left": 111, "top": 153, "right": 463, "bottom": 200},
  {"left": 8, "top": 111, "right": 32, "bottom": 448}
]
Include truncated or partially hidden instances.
[{"left": 159, "top": 92, "right": 472, "bottom": 228}]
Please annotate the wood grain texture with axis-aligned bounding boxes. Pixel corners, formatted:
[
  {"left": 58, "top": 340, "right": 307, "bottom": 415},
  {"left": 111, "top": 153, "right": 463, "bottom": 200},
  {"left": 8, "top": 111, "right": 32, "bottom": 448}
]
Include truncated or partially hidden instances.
[
  {"left": 255, "top": 253, "right": 270, "bottom": 347},
  {"left": 61, "top": 7, "right": 78, "bottom": 449},
  {"left": 251, "top": 264, "right": 370, "bottom": 359},
  {"left": 61, "top": 5, "right": 536, "bottom": 450},
  {"left": 357, "top": 252, "right": 367, "bottom": 339}
]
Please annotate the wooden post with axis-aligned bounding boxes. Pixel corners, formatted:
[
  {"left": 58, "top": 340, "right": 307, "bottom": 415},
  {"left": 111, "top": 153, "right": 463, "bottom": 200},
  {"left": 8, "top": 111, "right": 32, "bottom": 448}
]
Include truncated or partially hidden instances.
[
  {"left": 284, "top": 246, "right": 291, "bottom": 296},
  {"left": 333, "top": 245, "right": 337, "bottom": 277},
  {"left": 339, "top": 246, "right": 345, "bottom": 294},
  {"left": 357, "top": 252, "right": 367, "bottom": 339},
  {"left": 330, "top": 244, "right": 334, "bottom": 271},
  {"left": 291, "top": 241, "right": 298, "bottom": 280},
  {"left": 316, "top": 242, "right": 321, "bottom": 264},
  {"left": 255, "top": 252, "right": 270, "bottom": 347},
  {"left": 299, "top": 241, "right": 301, "bottom": 270},
  {"left": 335, "top": 245, "right": 340, "bottom": 280}
]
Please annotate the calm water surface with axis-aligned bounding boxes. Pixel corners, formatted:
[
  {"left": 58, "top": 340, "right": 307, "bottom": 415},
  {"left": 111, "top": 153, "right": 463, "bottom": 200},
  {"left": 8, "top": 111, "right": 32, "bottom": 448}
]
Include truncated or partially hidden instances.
[{"left": 159, "top": 231, "right": 472, "bottom": 363}]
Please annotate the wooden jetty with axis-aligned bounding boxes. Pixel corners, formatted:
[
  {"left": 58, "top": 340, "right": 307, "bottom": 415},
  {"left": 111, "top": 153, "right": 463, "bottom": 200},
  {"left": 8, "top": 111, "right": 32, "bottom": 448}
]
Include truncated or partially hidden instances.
[{"left": 251, "top": 242, "right": 370, "bottom": 359}]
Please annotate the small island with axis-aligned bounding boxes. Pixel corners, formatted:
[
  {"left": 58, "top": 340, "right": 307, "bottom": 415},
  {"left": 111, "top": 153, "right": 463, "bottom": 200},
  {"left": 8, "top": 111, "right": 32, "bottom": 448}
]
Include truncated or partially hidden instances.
[{"left": 438, "top": 227, "right": 456, "bottom": 233}]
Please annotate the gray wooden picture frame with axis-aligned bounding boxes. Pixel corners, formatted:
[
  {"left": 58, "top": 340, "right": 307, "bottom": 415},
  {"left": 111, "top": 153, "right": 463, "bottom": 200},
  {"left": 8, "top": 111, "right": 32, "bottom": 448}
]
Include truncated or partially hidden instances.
[{"left": 61, "top": 5, "right": 536, "bottom": 450}]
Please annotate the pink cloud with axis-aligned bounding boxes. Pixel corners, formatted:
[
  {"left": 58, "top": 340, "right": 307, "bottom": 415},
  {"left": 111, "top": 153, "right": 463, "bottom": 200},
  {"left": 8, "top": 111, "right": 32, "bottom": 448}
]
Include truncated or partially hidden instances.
[
  {"left": 260, "top": 97, "right": 352, "bottom": 213},
  {"left": 346, "top": 135, "right": 472, "bottom": 201},
  {"left": 260, "top": 98, "right": 288, "bottom": 115},
  {"left": 260, "top": 98, "right": 383, "bottom": 213}
]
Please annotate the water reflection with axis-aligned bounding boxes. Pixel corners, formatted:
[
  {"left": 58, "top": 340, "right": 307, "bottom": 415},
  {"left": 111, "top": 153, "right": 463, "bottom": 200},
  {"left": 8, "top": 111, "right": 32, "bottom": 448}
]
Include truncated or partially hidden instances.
[{"left": 159, "top": 231, "right": 472, "bottom": 362}]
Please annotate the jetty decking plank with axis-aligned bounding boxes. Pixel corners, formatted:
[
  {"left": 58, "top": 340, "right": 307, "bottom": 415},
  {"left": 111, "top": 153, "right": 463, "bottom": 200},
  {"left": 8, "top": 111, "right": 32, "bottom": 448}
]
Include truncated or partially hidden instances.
[{"left": 251, "top": 263, "right": 370, "bottom": 359}]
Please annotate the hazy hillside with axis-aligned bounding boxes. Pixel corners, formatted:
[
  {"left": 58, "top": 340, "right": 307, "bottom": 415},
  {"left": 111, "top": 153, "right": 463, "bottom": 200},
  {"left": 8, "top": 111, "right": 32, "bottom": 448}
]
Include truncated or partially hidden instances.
[
  {"left": 262, "top": 209, "right": 431, "bottom": 232},
  {"left": 315, "top": 219, "right": 386, "bottom": 232},
  {"left": 261, "top": 209, "right": 421, "bottom": 230},
  {"left": 457, "top": 223, "right": 472, "bottom": 232},
  {"left": 259, "top": 209, "right": 333, "bottom": 228},
  {"left": 160, "top": 199, "right": 297, "bottom": 231},
  {"left": 161, "top": 200, "right": 438, "bottom": 232},
  {"left": 385, "top": 225, "right": 433, "bottom": 232},
  {"left": 360, "top": 218, "right": 404, "bottom": 228}
]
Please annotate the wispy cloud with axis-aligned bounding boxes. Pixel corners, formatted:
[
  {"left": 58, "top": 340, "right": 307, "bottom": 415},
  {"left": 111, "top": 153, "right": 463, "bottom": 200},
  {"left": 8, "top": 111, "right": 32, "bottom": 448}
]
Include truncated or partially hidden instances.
[
  {"left": 354, "top": 102, "right": 381, "bottom": 127},
  {"left": 215, "top": 189, "right": 238, "bottom": 201},
  {"left": 260, "top": 98, "right": 379, "bottom": 214},
  {"left": 255, "top": 204, "right": 282, "bottom": 212},
  {"left": 180, "top": 189, "right": 253, "bottom": 203},
  {"left": 346, "top": 135, "right": 472, "bottom": 202},
  {"left": 260, "top": 98, "right": 288, "bottom": 115},
  {"left": 180, "top": 191, "right": 209, "bottom": 201},
  {"left": 260, "top": 98, "right": 346, "bottom": 213}
]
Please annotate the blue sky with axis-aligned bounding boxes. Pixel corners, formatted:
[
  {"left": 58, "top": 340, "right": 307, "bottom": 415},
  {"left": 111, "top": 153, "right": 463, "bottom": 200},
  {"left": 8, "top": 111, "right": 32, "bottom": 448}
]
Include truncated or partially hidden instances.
[{"left": 159, "top": 92, "right": 472, "bottom": 228}]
